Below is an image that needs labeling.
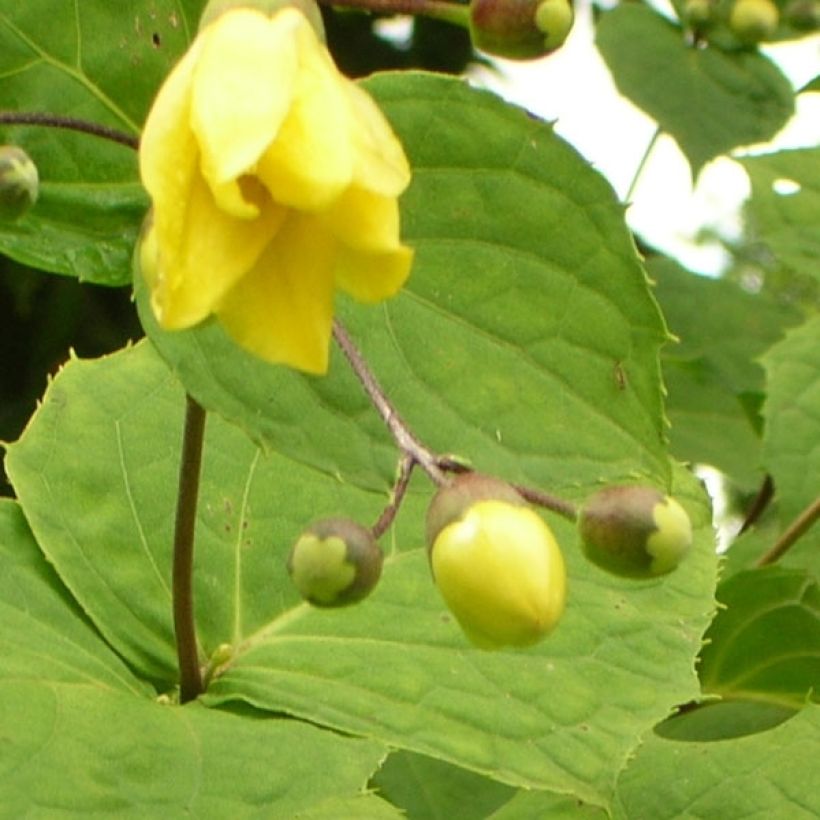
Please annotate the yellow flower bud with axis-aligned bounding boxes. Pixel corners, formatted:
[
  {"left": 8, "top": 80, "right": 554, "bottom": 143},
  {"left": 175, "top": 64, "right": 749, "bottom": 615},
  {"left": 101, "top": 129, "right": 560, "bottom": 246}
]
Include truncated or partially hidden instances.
[
  {"left": 0, "top": 145, "right": 38, "bottom": 222},
  {"left": 429, "top": 481, "right": 566, "bottom": 649},
  {"left": 729, "top": 0, "right": 780, "bottom": 42},
  {"left": 139, "top": 7, "right": 413, "bottom": 373},
  {"left": 578, "top": 486, "right": 693, "bottom": 578},
  {"left": 288, "top": 518, "right": 383, "bottom": 607},
  {"left": 534, "top": 0, "right": 574, "bottom": 51}
]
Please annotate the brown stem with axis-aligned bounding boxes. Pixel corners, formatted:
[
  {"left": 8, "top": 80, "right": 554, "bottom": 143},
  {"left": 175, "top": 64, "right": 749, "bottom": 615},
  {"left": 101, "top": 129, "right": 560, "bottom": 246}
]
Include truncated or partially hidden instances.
[
  {"left": 739, "top": 474, "right": 774, "bottom": 534},
  {"left": 512, "top": 482, "right": 578, "bottom": 523},
  {"left": 756, "top": 495, "right": 820, "bottom": 567},
  {"left": 173, "top": 395, "right": 206, "bottom": 703},
  {"left": 332, "top": 319, "right": 447, "bottom": 485},
  {"left": 372, "top": 454, "right": 416, "bottom": 539},
  {"left": 0, "top": 111, "right": 139, "bottom": 150}
]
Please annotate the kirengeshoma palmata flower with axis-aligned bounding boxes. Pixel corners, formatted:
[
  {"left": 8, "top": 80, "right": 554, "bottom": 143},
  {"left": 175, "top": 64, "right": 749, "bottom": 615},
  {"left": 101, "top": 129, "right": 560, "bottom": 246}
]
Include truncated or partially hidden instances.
[
  {"left": 138, "top": 2, "right": 413, "bottom": 373},
  {"left": 426, "top": 473, "right": 566, "bottom": 650},
  {"left": 578, "top": 485, "right": 693, "bottom": 578}
]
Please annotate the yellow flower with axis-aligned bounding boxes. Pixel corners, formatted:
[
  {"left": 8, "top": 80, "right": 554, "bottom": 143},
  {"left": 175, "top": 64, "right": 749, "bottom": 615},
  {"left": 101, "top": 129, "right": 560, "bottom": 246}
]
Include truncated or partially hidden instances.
[{"left": 138, "top": 6, "right": 413, "bottom": 373}]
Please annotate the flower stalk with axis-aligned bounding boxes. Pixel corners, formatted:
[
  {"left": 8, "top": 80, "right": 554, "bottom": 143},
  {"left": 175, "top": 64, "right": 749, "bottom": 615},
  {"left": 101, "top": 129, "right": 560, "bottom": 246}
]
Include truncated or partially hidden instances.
[{"left": 173, "top": 395, "right": 207, "bottom": 703}]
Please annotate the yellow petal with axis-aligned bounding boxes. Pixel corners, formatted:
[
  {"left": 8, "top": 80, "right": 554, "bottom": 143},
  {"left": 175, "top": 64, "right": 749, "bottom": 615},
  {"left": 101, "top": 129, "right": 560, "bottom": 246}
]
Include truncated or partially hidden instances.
[
  {"left": 215, "top": 214, "right": 336, "bottom": 373},
  {"left": 191, "top": 8, "right": 301, "bottom": 215},
  {"left": 139, "top": 38, "right": 201, "bottom": 227},
  {"left": 343, "top": 81, "right": 411, "bottom": 197},
  {"left": 152, "top": 173, "right": 286, "bottom": 328},
  {"left": 256, "top": 21, "right": 353, "bottom": 210},
  {"left": 333, "top": 242, "right": 413, "bottom": 304},
  {"left": 321, "top": 186, "right": 402, "bottom": 252}
]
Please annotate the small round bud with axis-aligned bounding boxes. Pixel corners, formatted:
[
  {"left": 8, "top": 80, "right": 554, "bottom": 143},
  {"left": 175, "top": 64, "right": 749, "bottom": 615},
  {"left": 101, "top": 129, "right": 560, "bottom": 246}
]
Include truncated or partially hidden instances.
[
  {"left": 469, "top": 0, "right": 573, "bottom": 60},
  {"left": 578, "top": 486, "right": 693, "bottom": 578},
  {"left": 784, "top": 0, "right": 820, "bottom": 29},
  {"left": 683, "top": 0, "right": 714, "bottom": 26},
  {"left": 729, "top": 0, "right": 780, "bottom": 42},
  {"left": 427, "top": 476, "right": 566, "bottom": 649},
  {"left": 0, "top": 145, "right": 39, "bottom": 222},
  {"left": 199, "top": 0, "right": 325, "bottom": 40},
  {"left": 287, "top": 517, "right": 383, "bottom": 607}
]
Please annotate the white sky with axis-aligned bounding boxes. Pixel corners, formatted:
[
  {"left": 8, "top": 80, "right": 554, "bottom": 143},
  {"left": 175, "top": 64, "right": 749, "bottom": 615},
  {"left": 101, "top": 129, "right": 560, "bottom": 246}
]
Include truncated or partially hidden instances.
[{"left": 466, "top": 2, "right": 820, "bottom": 275}]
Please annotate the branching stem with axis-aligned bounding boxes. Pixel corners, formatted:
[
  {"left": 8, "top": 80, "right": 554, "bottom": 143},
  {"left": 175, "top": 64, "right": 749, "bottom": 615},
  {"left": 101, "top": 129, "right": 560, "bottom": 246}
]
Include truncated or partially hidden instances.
[
  {"left": 756, "top": 495, "right": 820, "bottom": 567},
  {"left": 0, "top": 111, "right": 139, "bottom": 150},
  {"left": 173, "top": 395, "right": 206, "bottom": 704},
  {"left": 739, "top": 474, "right": 774, "bottom": 534}
]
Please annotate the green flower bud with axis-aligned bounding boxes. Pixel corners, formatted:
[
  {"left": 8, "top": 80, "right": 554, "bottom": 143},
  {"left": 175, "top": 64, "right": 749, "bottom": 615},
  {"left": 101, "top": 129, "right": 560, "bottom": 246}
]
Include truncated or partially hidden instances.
[
  {"left": 427, "top": 474, "right": 566, "bottom": 649},
  {"left": 287, "top": 517, "right": 382, "bottom": 607},
  {"left": 469, "top": 0, "right": 573, "bottom": 60},
  {"left": 199, "top": 0, "right": 325, "bottom": 40},
  {"left": 729, "top": 0, "right": 779, "bottom": 42},
  {"left": 682, "top": 0, "right": 714, "bottom": 27},
  {"left": 578, "top": 486, "right": 693, "bottom": 578},
  {"left": 0, "top": 145, "right": 38, "bottom": 222}
]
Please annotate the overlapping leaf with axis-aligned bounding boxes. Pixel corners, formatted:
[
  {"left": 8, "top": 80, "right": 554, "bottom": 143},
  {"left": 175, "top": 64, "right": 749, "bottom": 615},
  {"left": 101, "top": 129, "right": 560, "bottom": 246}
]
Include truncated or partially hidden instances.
[
  {"left": 740, "top": 148, "right": 820, "bottom": 282},
  {"left": 596, "top": 4, "right": 794, "bottom": 176},
  {"left": 0, "top": 498, "right": 389, "bottom": 816},
  {"left": 650, "top": 256, "right": 801, "bottom": 486},
  {"left": 6, "top": 340, "right": 718, "bottom": 810},
  {"left": 138, "top": 71, "right": 672, "bottom": 496},
  {"left": 0, "top": 0, "right": 204, "bottom": 283},
  {"left": 613, "top": 706, "right": 820, "bottom": 819}
]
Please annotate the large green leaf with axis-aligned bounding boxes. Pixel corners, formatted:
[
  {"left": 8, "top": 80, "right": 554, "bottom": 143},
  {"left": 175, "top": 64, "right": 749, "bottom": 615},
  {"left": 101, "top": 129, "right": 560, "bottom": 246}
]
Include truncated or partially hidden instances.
[
  {"left": 0, "top": 680, "right": 388, "bottom": 817},
  {"left": 699, "top": 567, "right": 820, "bottom": 707},
  {"left": 0, "top": 497, "right": 389, "bottom": 816},
  {"left": 740, "top": 148, "right": 820, "bottom": 282},
  {"left": 613, "top": 706, "right": 820, "bottom": 819},
  {"left": 6, "top": 341, "right": 718, "bottom": 810},
  {"left": 0, "top": 1, "right": 205, "bottom": 284},
  {"left": 137, "top": 71, "right": 672, "bottom": 495},
  {"left": 595, "top": 4, "right": 794, "bottom": 176},
  {"left": 650, "top": 256, "right": 801, "bottom": 485},
  {"left": 761, "top": 316, "right": 820, "bottom": 536}
]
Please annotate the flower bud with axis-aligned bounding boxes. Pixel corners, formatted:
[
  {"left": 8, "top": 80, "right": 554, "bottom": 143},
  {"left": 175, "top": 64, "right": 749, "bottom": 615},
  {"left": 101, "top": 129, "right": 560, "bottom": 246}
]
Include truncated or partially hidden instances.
[
  {"left": 729, "top": 0, "right": 779, "bottom": 42},
  {"left": 287, "top": 518, "right": 383, "bottom": 607},
  {"left": 0, "top": 145, "right": 38, "bottom": 222},
  {"left": 784, "top": 0, "right": 820, "bottom": 29},
  {"left": 469, "top": 0, "right": 573, "bottom": 60},
  {"left": 199, "top": 0, "right": 325, "bottom": 39},
  {"left": 682, "top": 0, "right": 714, "bottom": 27},
  {"left": 427, "top": 474, "right": 566, "bottom": 649},
  {"left": 578, "top": 486, "right": 693, "bottom": 578}
]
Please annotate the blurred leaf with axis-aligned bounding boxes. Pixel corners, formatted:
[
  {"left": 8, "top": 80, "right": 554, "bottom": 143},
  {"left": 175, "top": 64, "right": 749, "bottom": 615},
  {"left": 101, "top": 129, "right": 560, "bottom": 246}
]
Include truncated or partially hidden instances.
[
  {"left": 655, "top": 699, "right": 798, "bottom": 741},
  {"left": 0, "top": 680, "right": 388, "bottom": 817},
  {"left": 138, "top": 71, "right": 672, "bottom": 496},
  {"left": 699, "top": 567, "right": 820, "bottom": 707},
  {"left": 596, "top": 4, "right": 793, "bottom": 176},
  {"left": 613, "top": 706, "right": 820, "bottom": 819},
  {"left": 371, "top": 750, "right": 515, "bottom": 819},
  {"left": 740, "top": 148, "right": 820, "bottom": 282},
  {"left": 762, "top": 316, "right": 820, "bottom": 534},
  {"left": 650, "top": 256, "right": 800, "bottom": 485},
  {"left": 0, "top": 0, "right": 206, "bottom": 284},
  {"left": 801, "top": 75, "right": 820, "bottom": 93},
  {"left": 6, "top": 341, "right": 718, "bottom": 810}
]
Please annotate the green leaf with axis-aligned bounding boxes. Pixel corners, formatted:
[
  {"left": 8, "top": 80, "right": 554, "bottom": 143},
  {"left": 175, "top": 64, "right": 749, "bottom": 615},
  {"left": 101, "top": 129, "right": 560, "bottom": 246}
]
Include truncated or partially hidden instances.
[
  {"left": 655, "top": 699, "right": 798, "bottom": 741},
  {"left": 0, "top": 680, "right": 388, "bottom": 817},
  {"left": 740, "top": 148, "right": 820, "bottom": 282},
  {"left": 613, "top": 706, "right": 820, "bottom": 819},
  {"left": 371, "top": 750, "right": 516, "bottom": 819},
  {"left": 0, "top": 497, "right": 150, "bottom": 696},
  {"left": 138, "top": 71, "right": 672, "bottom": 495},
  {"left": 6, "top": 341, "right": 718, "bottom": 810},
  {"left": 0, "top": 1, "right": 204, "bottom": 284},
  {"left": 649, "top": 256, "right": 801, "bottom": 485},
  {"left": 761, "top": 316, "right": 820, "bottom": 536},
  {"left": 489, "top": 790, "right": 609, "bottom": 819},
  {"left": 595, "top": 4, "right": 794, "bottom": 176},
  {"left": 699, "top": 567, "right": 820, "bottom": 707},
  {"left": 293, "top": 794, "right": 405, "bottom": 819}
]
